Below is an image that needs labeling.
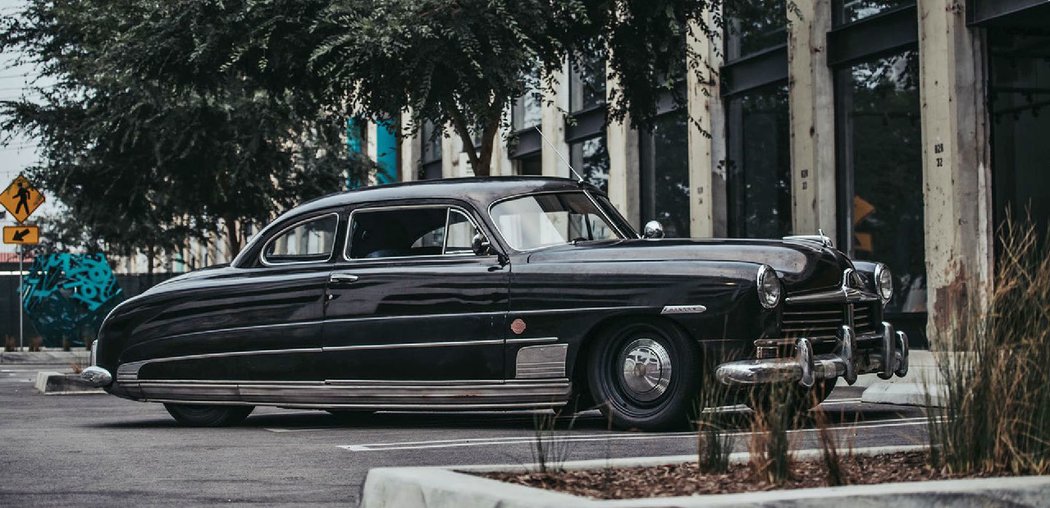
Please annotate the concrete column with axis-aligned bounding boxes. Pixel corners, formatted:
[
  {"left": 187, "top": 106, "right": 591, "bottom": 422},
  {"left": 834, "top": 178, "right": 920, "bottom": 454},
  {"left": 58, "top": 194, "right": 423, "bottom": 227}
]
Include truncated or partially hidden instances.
[
  {"left": 686, "top": 15, "right": 726, "bottom": 238},
  {"left": 540, "top": 62, "right": 570, "bottom": 178},
  {"left": 366, "top": 121, "right": 379, "bottom": 185},
  {"left": 605, "top": 63, "right": 641, "bottom": 229},
  {"left": 917, "top": 0, "right": 993, "bottom": 345},
  {"left": 399, "top": 114, "right": 420, "bottom": 182},
  {"left": 787, "top": 0, "right": 837, "bottom": 239}
]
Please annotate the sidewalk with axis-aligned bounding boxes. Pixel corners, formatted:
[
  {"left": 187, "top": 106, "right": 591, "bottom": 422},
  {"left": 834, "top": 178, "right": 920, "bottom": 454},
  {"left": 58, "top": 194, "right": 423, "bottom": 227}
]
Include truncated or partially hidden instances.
[
  {"left": 858, "top": 349, "right": 945, "bottom": 406},
  {"left": 1, "top": 350, "right": 89, "bottom": 365}
]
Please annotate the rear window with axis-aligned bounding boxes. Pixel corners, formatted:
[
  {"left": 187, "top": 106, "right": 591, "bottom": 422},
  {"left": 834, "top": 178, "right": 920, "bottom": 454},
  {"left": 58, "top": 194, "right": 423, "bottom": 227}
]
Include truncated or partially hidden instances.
[{"left": 262, "top": 214, "right": 339, "bottom": 264}]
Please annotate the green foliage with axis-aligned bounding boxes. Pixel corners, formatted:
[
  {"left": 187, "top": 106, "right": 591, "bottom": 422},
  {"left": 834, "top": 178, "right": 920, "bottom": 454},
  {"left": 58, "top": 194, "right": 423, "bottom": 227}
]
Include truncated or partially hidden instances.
[{"left": 0, "top": 0, "right": 367, "bottom": 264}]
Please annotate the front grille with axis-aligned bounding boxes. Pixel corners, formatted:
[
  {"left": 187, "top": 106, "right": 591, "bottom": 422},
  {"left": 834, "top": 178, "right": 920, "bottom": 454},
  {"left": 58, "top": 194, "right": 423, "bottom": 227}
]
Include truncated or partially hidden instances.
[{"left": 781, "top": 301, "right": 878, "bottom": 341}]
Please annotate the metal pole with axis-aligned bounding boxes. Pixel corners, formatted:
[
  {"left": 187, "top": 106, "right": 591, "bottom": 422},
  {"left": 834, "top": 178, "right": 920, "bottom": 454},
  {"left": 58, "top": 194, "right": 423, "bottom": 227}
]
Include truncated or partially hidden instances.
[{"left": 18, "top": 244, "right": 24, "bottom": 351}]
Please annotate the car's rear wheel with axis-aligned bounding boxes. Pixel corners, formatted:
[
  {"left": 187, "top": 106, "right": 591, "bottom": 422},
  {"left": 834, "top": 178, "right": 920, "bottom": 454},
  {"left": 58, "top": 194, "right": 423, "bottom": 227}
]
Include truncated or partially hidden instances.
[
  {"left": 164, "top": 403, "right": 254, "bottom": 427},
  {"left": 586, "top": 320, "right": 701, "bottom": 431}
]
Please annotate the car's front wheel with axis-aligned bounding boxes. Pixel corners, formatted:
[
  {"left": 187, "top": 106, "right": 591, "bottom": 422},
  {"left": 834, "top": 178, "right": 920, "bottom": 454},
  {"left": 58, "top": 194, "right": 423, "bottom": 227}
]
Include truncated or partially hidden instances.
[
  {"left": 164, "top": 403, "right": 254, "bottom": 427},
  {"left": 586, "top": 320, "right": 701, "bottom": 431}
]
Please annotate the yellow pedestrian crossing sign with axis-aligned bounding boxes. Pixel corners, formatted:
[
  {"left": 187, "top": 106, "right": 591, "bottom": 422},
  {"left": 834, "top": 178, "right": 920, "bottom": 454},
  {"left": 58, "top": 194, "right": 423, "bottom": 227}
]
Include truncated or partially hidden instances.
[{"left": 1, "top": 175, "right": 45, "bottom": 224}]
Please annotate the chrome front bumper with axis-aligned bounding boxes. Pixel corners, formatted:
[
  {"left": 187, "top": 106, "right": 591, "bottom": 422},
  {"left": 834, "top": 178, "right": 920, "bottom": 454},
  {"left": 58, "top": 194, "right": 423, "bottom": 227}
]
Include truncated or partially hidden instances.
[
  {"left": 81, "top": 340, "right": 113, "bottom": 387},
  {"left": 715, "top": 321, "right": 909, "bottom": 388}
]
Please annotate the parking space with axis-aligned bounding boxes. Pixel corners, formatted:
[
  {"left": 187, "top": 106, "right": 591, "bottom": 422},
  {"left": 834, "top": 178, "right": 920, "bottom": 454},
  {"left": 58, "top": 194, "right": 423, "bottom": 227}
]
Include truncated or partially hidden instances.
[{"left": 0, "top": 366, "right": 927, "bottom": 506}]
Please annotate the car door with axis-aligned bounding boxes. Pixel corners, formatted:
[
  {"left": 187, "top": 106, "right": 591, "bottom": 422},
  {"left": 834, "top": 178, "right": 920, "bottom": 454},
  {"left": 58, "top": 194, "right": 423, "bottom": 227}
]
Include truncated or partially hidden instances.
[
  {"left": 227, "top": 211, "right": 340, "bottom": 383},
  {"left": 320, "top": 203, "right": 510, "bottom": 382}
]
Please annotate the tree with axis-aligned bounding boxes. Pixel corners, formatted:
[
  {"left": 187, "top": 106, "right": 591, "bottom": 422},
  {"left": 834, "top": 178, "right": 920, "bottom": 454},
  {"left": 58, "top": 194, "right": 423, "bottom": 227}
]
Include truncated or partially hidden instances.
[
  {"left": 108, "top": 0, "right": 727, "bottom": 177},
  {"left": 0, "top": 0, "right": 371, "bottom": 268},
  {"left": 312, "top": 0, "right": 722, "bottom": 176}
]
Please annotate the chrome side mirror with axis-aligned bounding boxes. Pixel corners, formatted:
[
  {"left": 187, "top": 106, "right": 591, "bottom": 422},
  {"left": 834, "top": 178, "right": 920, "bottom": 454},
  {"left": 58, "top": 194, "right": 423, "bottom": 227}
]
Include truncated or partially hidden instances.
[
  {"left": 471, "top": 233, "right": 493, "bottom": 256},
  {"left": 642, "top": 220, "right": 665, "bottom": 239}
]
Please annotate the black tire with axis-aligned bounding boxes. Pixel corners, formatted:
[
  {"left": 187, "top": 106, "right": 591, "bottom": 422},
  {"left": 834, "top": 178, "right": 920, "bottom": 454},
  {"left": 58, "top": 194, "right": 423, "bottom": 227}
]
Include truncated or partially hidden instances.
[
  {"left": 745, "top": 377, "right": 838, "bottom": 414},
  {"left": 164, "top": 403, "right": 254, "bottom": 427},
  {"left": 586, "top": 320, "right": 701, "bottom": 431}
]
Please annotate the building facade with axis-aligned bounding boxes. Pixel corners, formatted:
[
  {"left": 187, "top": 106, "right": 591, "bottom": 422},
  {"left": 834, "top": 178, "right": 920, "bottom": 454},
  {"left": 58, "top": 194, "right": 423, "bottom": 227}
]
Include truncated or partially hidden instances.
[{"left": 391, "top": 0, "right": 1050, "bottom": 348}]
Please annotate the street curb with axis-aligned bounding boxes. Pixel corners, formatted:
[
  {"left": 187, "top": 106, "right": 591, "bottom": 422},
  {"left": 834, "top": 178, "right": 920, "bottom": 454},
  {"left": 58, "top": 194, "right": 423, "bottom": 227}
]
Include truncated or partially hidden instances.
[
  {"left": 34, "top": 371, "right": 103, "bottom": 395},
  {"left": 2, "top": 351, "right": 90, "bottom": 364},
  {"left": 861, "top": 382, "right": 946, "bottom": 406},
  {"left": 361, "top": 445, "right": 1050, "bottom": 508}
]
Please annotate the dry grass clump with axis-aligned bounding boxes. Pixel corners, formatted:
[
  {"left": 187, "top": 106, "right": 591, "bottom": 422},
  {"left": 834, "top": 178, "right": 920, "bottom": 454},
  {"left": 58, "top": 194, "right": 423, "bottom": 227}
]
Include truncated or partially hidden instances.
[
  {"left": 747, "top": 384, "right": 801, "bottom": 485},
  {"left": 928, "top": 217, "right": 1050, "bottom": 475}
]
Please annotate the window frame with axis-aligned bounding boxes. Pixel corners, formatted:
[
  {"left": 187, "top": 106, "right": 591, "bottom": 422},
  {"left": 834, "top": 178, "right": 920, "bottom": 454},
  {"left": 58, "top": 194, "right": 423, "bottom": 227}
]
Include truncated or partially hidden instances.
[
  {"left": 342, "top": 203, "right": 489, "bottom": 262},
  {"left": 259, "top": 212, "right": 341, "bottom": 267}
]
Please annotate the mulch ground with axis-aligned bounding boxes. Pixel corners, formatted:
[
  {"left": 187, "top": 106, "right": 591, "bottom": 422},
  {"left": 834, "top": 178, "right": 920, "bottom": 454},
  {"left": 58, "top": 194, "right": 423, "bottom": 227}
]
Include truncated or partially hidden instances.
[{"left": 477, "top": 451, "right": 995, "bottom": 499}]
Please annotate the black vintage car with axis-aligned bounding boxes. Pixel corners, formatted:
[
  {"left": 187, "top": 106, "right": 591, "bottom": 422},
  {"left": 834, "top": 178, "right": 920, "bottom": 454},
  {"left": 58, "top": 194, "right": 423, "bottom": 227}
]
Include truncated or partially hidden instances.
[{"left": 82, "top": 177, "right": 908, "bottom": 430}]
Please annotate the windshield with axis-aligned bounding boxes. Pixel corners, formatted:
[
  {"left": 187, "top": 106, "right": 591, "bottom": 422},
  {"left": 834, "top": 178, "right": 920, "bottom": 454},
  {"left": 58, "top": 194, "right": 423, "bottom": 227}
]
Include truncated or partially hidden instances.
[{"left": 490, "top": 192, "right": 624, "bottom": 250}]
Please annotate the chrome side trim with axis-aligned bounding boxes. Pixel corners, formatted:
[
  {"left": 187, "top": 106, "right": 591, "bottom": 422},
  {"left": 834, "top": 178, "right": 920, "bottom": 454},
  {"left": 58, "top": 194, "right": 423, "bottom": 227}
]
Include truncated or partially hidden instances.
[
  {"left": 117, "top": 347, "right": 324, "bottom": 379},
  {"left": 147, "top": 399, "right": 567, "bottom": 411},
  {"left": 515, "top": 344, "right": 568, "bottom": 379},
  {"left": 660, "top": 305, "right": 707, "bottom": 315},
  {"left": 504, "top": 336, "right": 559, "bottom": 345},
  {"left": 119, "top": 338, "right": 508, "bottom": 377},
  {"left": 135, "top": 320, "right": 325, "bottom": 344},
  {"left": 513, "top": 305, "right": 652, "bottom": 315},
  {"left": 322, "top": 339, "right": 503, "bottom": 352},
  {"left": 134, "top": 378, "right": 573, "bottom": 409}
]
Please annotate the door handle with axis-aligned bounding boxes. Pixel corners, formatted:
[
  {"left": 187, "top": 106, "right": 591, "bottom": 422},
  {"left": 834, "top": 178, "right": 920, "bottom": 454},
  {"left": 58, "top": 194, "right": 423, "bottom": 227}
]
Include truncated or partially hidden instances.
[{"left": 329, "top": 273, "right": 359, "bottom": 285}]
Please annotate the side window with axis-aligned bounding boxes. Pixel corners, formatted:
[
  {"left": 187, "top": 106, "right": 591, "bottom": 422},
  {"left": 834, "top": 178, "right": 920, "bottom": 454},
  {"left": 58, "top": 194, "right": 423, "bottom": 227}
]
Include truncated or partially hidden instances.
[
  {"left": 263, "top": 214, "right": 339, "bottom": 264},
  {"left": 347, "top": 207, "right": 482, "bottom": 259}
]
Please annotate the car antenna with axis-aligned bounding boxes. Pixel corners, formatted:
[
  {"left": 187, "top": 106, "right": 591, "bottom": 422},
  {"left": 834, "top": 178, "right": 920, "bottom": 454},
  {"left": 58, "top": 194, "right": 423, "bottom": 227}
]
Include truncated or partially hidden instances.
[{"left": 534, "top": 126, "right": 586, "bottom": 184}]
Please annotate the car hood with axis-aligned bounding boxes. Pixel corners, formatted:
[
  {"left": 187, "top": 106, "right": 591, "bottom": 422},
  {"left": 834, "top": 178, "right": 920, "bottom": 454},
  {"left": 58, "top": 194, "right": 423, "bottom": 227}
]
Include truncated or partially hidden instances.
[{"left": 525, "top": 238, "right": 852, "bottom": 293}]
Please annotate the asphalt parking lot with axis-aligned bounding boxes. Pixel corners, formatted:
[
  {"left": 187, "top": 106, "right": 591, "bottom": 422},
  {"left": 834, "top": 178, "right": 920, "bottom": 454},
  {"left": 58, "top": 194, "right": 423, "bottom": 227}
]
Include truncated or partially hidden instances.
[{"left": 0, "top": 364, "right": 927, "bottom": 506}]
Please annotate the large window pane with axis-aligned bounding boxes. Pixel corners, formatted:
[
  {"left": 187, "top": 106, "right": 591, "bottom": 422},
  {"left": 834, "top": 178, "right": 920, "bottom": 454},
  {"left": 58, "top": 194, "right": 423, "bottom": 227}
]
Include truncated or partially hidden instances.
[
  {"left": 569, "top": 50, "right": 606, "bottom": 112},
  {"left": 725, "top": 0, "right": 787, "bottom": 60},
  {"left": 726, "top": 85, "right": 791, "bottom": 238},
  {"left": 569, "top": 135, "right": 610, "bottom": 193},
  {"left": 835, "top": 0, "right": 914, "bottom": 25},
  {"left": 837, "top": 50, "right": 925, "bottom": 314},
  {"left": 990, "top": 30, "right": 1050, "bottom": 243},
  {"left": 640, "top": 110, "right": 690, "bottom": 238},
  {"left": 512, "top": 68, "right": 543, "bottom": 131}
]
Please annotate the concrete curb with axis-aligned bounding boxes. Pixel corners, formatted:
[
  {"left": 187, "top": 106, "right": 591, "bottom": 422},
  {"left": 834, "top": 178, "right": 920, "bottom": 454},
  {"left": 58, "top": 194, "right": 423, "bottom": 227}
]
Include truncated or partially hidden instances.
[
  {"left": 360, "top": 446, "right": 1050, "bottom": 508},
  {"left": 2, "top": 351, "right": 90, "bottom": 364},
  {"left": 860, "top": 349, "right": 946, "bottom": 407},
  {"left": 34, "top": 371, "right": 104, "bottom": 395}
]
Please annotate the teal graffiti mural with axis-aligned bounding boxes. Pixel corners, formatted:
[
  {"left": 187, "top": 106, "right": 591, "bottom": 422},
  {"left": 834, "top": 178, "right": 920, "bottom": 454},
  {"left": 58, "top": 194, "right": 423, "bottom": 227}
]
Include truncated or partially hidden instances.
[{"left": 21, "top": 253, "right": 123, "bottom": 347}]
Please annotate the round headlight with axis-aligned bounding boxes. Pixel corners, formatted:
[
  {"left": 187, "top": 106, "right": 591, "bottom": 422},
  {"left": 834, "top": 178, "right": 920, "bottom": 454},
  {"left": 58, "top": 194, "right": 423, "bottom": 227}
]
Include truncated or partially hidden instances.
[
  {"left": 874, "top": 263, "right": 893, "bottom": 304},
  {"left": 757, "top": 264, "right": 782, "bottom": 309}
]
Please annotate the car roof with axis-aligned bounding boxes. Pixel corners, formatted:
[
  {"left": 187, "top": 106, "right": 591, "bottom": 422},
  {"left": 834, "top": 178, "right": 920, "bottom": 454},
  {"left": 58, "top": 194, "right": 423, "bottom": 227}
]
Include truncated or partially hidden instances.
[{"left": 294, "top": 176, "right": 597, "bottom": 214}]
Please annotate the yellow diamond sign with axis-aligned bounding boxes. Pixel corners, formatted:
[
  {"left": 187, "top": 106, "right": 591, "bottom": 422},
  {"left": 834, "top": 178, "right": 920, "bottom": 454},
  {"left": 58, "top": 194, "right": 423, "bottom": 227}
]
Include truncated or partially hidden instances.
[{"left": 0, "top": 175, "right": 45, "bottom": 223}]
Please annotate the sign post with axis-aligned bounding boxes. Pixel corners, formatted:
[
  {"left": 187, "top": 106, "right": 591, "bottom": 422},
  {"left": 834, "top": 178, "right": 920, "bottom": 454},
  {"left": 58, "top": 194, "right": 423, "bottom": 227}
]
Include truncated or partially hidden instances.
[
  {"left": 18, "top": 244, "right": 22, "bottom": 351},
  {"left": 1, "top": 175, "right": 46, "bottom": 352}
]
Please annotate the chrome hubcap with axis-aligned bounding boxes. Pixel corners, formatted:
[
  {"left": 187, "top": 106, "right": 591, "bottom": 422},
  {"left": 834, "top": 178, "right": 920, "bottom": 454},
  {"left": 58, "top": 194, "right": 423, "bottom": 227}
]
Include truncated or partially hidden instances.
[{"left": 619, "top": 338, "right": 672, "bottom": 402}]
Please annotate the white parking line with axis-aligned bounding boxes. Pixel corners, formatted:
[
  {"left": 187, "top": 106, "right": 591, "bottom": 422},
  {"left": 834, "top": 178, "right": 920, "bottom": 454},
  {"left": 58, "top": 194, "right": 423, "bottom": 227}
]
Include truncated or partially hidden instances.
[{"left": 338, "top": 416, "right": 934, "bottom": 452}]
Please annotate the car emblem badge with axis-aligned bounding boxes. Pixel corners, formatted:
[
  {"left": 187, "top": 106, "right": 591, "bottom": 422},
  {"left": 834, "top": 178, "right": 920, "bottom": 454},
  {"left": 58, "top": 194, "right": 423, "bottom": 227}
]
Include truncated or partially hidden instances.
[{"left": 510, "top": 319, "right": 527, "bottom": 335}]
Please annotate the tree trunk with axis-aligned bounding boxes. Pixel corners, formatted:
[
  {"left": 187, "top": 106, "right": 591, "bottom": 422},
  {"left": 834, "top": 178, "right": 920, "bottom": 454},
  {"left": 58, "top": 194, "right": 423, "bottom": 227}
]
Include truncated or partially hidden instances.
[
  {"left": 447, "top": 100, "right": 504, "bottom": 177},
  {"left": 225, "top": 217, "right": 241, "bottom": 259}
]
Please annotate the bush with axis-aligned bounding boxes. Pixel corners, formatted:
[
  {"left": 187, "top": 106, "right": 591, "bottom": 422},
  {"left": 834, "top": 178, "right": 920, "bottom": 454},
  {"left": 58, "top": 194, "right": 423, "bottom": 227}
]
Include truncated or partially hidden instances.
[{"left": 928, "top": 217, "right": 1050, "bottom": 475}]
